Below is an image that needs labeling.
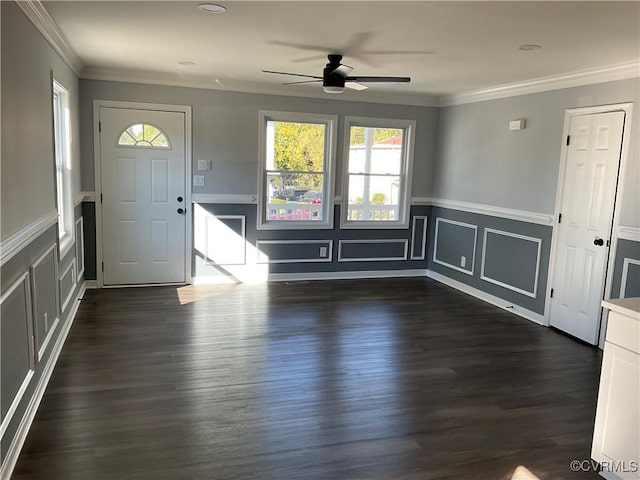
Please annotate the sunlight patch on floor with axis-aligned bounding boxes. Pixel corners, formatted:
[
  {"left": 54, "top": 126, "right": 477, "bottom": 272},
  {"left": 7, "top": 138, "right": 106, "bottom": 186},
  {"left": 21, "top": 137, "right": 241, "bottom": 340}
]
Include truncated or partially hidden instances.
[
  {"left": 175, "top": 284, "right": 238, "bottom": 305},
  {"left": 510, "top": 465, "right": 541, "bottom": 480}
]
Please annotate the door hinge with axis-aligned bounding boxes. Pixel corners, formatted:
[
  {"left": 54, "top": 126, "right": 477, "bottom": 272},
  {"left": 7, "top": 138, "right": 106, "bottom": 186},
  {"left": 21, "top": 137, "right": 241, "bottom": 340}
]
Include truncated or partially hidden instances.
[
  {"left": 550, "top": 288, "right": 554, "bottom": 298},
  {"left": 558, "top": 213, "right": 562, "bottom": 224},
  {"left": 606, "top": 239, "right": 610, "bottom": 247},
  {"left": 566, "top": 135, "right": 570, "bottom": 146},
  {"left": 101, "top": 262, "right": 104, "bottom": 272},
  {"left": 99, "top": 121, "right": 101, "bottom": 133},
  {"left": 100, "top": 193, "right": 103, "bottom": 203}
]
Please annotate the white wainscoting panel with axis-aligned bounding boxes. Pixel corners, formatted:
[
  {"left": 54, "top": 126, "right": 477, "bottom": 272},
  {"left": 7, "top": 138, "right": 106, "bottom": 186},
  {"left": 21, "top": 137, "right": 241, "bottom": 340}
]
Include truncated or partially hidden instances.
[
  {"left": 0, "top": 272, "right": 35, "bottom": 441},
  {"left": 75, "top": 217, "right": 85, "bottom": 281},
  {"left": 338, "top": 239, "right": 408, "bottom": 262},
  {"left": 59, "top": 259, "right": 77, "bottom": 314},
  {"left": 256, "top": 240, "right": 333, "bottom": 264},
  {"left": 620, "top": 258, "right": 640, "bottom": 298},
  {"left": 433, "top": 218, "right": 477, "bottom": 275},
  {"left": 203, "top": 215, "right": 246, "bottom": 266},
  {"left": 480, "top": 228, "right": 542, "bottom": 298},
  {"left": 411, "top": 216, "right": 428, "bottom": 260},
  {"left": 29, "top": 245, "right": 60, "bottom": 362}
]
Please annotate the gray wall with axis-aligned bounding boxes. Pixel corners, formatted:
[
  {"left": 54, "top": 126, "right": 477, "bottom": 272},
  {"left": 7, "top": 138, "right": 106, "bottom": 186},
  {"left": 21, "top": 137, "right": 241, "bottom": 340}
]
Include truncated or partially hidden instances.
[
  {"left": 1, "top": 3, "right": 86, "bottom": 470},
  {"left": 1, "top": 1, "right": 82, "bottom": 240},
  {"left": 79, "top": 80, "right": 439, "bottom": 199},
  {"left": 433, "top": 78, "right": 640, "bottom": 226},
  {"left": 427, "top": 208, "right": 552, "bottom": 314},
  {"left": 610, "top": 239, "right": 640, "bottom": 298}
]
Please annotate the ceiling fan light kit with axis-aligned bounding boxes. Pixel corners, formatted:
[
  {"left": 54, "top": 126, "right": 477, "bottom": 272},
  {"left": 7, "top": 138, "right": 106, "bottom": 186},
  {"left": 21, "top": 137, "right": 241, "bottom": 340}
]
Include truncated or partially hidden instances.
[{"left": 263, "top": 54, "right": 411, "bottom": 94}]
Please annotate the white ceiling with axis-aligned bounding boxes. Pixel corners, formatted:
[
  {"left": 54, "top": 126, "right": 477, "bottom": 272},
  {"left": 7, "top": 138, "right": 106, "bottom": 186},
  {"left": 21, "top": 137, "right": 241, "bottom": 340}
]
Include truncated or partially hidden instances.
[{"left": 42, "top": 1, "right": 640, "bottom": 104}]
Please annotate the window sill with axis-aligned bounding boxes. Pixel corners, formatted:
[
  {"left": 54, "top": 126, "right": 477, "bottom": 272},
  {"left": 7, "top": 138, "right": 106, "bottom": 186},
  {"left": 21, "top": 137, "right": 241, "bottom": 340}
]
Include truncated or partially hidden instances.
[
  {"left": 340, "top": 221, "right": 410, "bottom": 230},
  {"left": 257, "top": 221, "right": 334, "bottom": 231}
]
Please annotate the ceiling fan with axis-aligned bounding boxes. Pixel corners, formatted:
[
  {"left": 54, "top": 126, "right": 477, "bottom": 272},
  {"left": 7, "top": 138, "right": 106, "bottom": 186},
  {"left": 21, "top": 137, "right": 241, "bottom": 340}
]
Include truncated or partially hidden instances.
[{"left": 262, "top": 54, "right": 410, "bottom": 94}]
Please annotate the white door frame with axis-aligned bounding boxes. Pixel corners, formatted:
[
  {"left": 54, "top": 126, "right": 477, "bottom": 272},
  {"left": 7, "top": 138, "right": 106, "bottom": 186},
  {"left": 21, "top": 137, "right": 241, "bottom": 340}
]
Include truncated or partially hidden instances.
[
  {"left": 544, "top": 102, "right": 634, "bottom": 347},
  {"left": 93, "top": 100, "right": 193, "bottom": 287}
]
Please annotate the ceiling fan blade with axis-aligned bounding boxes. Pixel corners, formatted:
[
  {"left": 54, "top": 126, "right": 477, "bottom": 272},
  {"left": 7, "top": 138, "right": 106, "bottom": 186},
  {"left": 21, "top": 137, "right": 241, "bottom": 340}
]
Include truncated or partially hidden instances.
[
  {"left": 262, "top": 70, "right": 322, "bottom": 79},
  {"left": 345, "top": 82, "right": 368, "bottom": 91},
  {"left": 359, "top": 50, "right": 435, "bottom": 56},
  {"left": 329, "top": 64, "right": 353, "bottom": 77},
  {"left": 282, "top": 80, "right": 322, "bottom": 86},
  {"left": 346, "top": 76, "right": 411, "bottom": 83}
]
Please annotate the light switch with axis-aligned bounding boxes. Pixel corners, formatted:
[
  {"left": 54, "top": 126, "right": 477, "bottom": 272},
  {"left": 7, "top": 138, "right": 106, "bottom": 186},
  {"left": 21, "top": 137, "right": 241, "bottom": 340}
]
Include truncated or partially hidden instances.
[
  {"left": 193, "top": 175, "right": 205, "bottom": 187},
  {"left": 197, "top": 159, "right": 211, "bottom": 171}
]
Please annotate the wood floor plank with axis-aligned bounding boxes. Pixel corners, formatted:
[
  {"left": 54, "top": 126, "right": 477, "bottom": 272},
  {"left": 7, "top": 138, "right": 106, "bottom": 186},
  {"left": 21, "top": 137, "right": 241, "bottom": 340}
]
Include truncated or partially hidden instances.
[{"left": 11, "top": 278, "right": 602, "bottom": 479}]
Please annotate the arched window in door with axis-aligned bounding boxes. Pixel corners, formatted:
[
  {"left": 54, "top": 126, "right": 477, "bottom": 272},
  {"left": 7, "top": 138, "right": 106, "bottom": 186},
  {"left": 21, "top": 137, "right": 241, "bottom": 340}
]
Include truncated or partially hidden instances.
[{"left": 117, "top": 123, "right": 170, "bottom": 148}]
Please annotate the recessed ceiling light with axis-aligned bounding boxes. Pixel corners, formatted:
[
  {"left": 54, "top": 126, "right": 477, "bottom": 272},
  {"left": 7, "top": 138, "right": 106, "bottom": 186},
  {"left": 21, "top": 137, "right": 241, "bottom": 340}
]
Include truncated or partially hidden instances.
[
  {"left": 178, "top": 61, "right": 196, "bottom": 66},
  {"left": 519, "top": 44, "right": 542, "bottom": 51},
  {"left": 198, "top": 3, "right": 226, "bottom": 13}
]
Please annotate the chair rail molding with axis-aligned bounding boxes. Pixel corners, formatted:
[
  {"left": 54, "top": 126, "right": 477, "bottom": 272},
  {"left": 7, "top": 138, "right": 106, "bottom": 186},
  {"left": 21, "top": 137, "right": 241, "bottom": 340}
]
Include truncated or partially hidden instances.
[
  {"left": 192, "top": 193, "right": 257, "bottom": 204},
  {"left": 430, "top": 198, "right": 554, "bottom": 226},
  {"left": 618, "top": 225, "right": 640, "bottom": 242},
  {"left": 0, "top": 211, "right": 58, "bottom": 267}
]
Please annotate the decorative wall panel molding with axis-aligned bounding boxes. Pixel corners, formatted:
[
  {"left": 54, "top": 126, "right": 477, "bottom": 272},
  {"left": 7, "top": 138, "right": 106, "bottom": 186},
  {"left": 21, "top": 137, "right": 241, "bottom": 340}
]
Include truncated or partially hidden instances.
[
  {"left": 75, "top": 217, "right": 85, "bottom": 280},
  {"left": 621, "top": 258, "right": 640, "bottom": 298},
  {"left": 0, "top": 272, "right": 35, "bottom": 440},
  {"left": 338, "top": 239, "right": 408, "bottom": 262},
  {"left": 256, "top": 240, "right": 333, "bottom": 264},
  {"left": 29, "top": 245, "right": 60, "bottom": 361},
  {"left": 480, "top": 228, "right": 542, "bottom": 298},
  {"left": 433, "top": 218, "right": 477, "bottom": 275},
  {"left": 59, "top": 259, "right": 77, "bottom": 314},
  {"left": 203, "top": 215, "right": 246, "bottom": 266},
  {"left": 411, "top": 216, "right": 428, "bottom": 260}
]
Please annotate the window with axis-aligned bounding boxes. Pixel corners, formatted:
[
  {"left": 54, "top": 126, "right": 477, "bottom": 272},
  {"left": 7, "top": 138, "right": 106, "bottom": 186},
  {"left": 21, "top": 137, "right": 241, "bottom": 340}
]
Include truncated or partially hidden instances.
[
  {"left": 118, "top": 123, "right": 169, "bottom": 148},
  {"left": 342, "top": 117, "right": 415, "bottom": 228},
  {"left": 52, "top": 81, "right": 74, "bottom": 255},
  {"left": 258, "top": 111, "right": 337, "bottom": 229}
]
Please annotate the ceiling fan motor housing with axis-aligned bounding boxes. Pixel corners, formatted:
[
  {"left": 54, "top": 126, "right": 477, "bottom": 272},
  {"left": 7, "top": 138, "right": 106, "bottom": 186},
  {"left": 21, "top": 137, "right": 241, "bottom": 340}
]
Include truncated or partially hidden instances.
[{"left": 323, "top": 55, "right": 346, "bottom": 88}]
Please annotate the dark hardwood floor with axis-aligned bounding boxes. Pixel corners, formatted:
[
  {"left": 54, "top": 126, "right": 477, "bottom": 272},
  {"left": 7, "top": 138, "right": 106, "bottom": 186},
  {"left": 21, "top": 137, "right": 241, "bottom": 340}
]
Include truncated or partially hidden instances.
[{"left": 12, "top": 278, "right": 602, "bottom": 479}]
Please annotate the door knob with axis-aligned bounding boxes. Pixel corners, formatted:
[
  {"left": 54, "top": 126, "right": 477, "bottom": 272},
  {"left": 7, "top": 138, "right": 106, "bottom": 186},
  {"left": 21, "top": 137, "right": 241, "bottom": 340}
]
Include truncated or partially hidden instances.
[
  {"left": 593, "top": 237, "right": 604, "bottom": 246},
  {"left": 177, "top": 208, "right": 185, "bottom": 215}
]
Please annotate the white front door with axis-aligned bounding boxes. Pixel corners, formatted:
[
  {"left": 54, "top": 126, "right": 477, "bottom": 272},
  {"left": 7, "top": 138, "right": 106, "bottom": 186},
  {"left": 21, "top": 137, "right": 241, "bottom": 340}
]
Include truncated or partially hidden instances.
[
  {"left": 100, "top": 107, "right": 187, "bottom": 285},
  {"left": 549, "top": 111, "right": 625, "bottom": 344}
]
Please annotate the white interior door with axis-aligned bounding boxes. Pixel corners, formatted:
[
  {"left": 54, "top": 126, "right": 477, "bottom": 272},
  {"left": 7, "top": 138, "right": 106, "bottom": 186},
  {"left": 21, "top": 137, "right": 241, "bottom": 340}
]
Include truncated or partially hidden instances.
[
  {"left": 100, "top": 107, "right": 186, "bottom": 285},
  {"left": 550, "top": 111, "right": 625, "bottom": 344}
]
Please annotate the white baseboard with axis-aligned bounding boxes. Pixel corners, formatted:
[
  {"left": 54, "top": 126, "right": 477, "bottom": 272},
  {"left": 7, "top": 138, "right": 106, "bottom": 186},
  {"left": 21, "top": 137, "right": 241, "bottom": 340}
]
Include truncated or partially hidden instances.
[
  {"left": 192, "top": 269, "right": 429, "bottom": 285},
  {"left": 0, "top": 282, "right": 86, "bottom": 480},
  {"left": 268, "top": 269, "right": 428, "bottom": 282},
  {"left": 426, "top": 269, "right": 545, "bottom": 325}
]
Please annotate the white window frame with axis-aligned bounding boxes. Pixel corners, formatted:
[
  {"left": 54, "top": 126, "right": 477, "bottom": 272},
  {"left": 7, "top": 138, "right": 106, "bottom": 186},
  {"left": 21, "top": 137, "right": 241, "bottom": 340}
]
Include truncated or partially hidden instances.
[
  {"left": 341, "top": 116, "right": 415, "bottom": 229},
  {"left": 257, "top": 110, "right": 337, "bottom": 230},
  {"left": 52, "top": 80, "right": 74, "bottom": 258}
]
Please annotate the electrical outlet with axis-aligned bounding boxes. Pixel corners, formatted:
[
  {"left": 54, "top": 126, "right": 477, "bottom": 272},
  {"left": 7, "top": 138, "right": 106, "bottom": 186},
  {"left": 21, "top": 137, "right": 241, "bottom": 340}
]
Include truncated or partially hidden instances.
[
  {"left": 319, "top": 246, "right": 327, "bottom": 257},
  {"left": 197, "top": 159, "right": 212, "bottom": 171},
  {"left": 193, "top": 175, "right": 205, "bottom": 187},
  {"left": 461, "top": 256, "right": 466, "bottom": 268}
]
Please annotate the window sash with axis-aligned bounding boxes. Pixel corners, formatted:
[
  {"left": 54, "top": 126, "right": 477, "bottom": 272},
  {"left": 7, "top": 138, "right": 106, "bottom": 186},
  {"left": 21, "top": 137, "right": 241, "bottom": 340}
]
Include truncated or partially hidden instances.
[
  {"left": 259, "top": 111, "right": 337, "bottom": 229},
  {"left": 342, "top": 118, "right": 415, "bottom": 228}
]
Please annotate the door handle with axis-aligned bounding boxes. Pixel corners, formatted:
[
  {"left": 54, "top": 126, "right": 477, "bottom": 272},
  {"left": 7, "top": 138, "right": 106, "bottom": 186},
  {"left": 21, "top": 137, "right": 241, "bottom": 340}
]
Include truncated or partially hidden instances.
[
  {"left": 593, "top": 237, "right": 604, "bottom": 246},
  {"left": 177, "top": 208, "right": 185, "bottom": 215}
]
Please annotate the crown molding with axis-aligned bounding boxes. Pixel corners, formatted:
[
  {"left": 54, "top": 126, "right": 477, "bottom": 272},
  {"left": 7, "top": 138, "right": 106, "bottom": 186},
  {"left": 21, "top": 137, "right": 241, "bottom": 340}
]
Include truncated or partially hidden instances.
[
  {"left": 80, "top": 66, "right": 441, "bottom": 107},
  {"left": 439, "top": 61, "right": 640, "bottom": 106},
  {"left": 16, "top": 0, "right": 84, "bottom": 75}
]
